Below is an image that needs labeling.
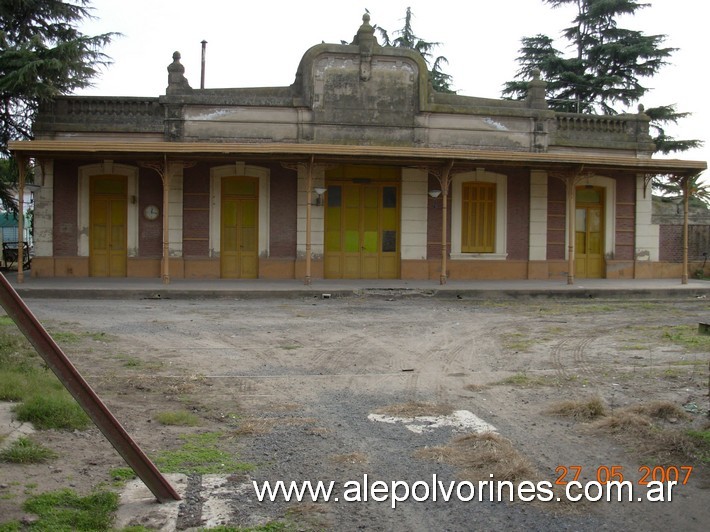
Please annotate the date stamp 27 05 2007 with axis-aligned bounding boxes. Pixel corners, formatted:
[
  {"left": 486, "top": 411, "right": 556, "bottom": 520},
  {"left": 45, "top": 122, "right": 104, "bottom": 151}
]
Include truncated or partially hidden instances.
[{"left": 555, "top": 465, "right": 693, "bottom": 486}]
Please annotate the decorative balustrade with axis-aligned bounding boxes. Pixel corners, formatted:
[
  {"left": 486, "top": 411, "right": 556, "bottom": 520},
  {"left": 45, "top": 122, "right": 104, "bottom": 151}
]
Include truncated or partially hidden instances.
[
  {"left": 552, "top": 111, "right": 652, "bottom": 150},
  {"left": 36, "top": 96, "right": 164, "bottom": 133},
  {"left": 64, "top": 97, "right": 162, "bottom": 118},
  {"left": 556, "top": 114, "right": 629, "bottom": 135}
]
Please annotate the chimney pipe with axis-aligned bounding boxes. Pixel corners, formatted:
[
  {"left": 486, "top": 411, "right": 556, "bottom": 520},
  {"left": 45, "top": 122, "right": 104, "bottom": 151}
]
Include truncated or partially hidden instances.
[{"left": 200, "top": 40, "right": 207, "bottom": 89}]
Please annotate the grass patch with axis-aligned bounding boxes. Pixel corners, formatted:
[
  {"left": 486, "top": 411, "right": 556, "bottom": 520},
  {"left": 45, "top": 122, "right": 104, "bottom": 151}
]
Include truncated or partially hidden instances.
[
  {"left": 117, "top": 355, "right": 142, "bottom": 368},
  {"left": 589, "top": 404, "right": 709, "bottom": 465},
  {"left": 21, "top": 489, "right": 118, "bottom": 531},
  {"left": 663, "top": 325, "right": 710, "bottom": 351},
  {"left": 494, "top": 372, "right": 562, "bottom": 387},
  {"left": 0, "top": 436, "right": 57, "bottom": 464},
  {"left": 48, "top": 331, "right": 82, "bottom": 343},
  {"left": 373, "top": 401, "right": 454, "bottom": 418},
  {"left": 109, "top": 467, "right": 136, "bottom": 486},
  {"left": 279, "top": 344, "right": 302, "bottom": 350},
  {"left": 547, "top": 397, "right": 607, "bottom": 421},
  {"left": 0, "top": 367, "right": 63, "bottom": 402},
  {"left": 686, "top": 429, "right": 710, "bottom": 463},
  {"left": 110, "top": 467, "right": 136, "bottom": 481},
  {"left": 501, "top": 332, "right": 536, "bottom": 352},
  {"left": 153, "top": 432, "right": 254, "bottom": 475},
  {"left": 0, "top": 317, "right": 89, "bottom": 431},
  {"left": 154, "top": 410, "right": 201, "bottom": 427},
  {"left": 13, "top": 392, "right": 90, "bottom": 430}
]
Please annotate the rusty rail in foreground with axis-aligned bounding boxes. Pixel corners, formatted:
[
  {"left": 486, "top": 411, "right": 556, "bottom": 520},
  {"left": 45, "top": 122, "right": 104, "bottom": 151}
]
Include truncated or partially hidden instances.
[{"left": 0, "top": 273, "right": 180, "bottom": 503}]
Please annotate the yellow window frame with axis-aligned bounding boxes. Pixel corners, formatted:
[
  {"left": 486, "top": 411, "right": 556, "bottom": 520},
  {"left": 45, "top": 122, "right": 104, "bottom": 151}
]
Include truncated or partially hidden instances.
[{"left": 461, "top": 181, "right": 496, "bottom": 253}]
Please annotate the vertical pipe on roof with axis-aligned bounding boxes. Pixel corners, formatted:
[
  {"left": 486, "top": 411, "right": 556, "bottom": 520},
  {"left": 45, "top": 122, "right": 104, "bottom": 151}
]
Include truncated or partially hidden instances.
[{"left": 200, "top": 40, "right": 207, "bottom": 89}]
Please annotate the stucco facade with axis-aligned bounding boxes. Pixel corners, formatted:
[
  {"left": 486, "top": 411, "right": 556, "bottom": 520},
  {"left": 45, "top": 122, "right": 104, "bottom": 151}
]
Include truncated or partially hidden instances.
[{"left": 10, "top": 14, "right": 706, "bottom": 282}]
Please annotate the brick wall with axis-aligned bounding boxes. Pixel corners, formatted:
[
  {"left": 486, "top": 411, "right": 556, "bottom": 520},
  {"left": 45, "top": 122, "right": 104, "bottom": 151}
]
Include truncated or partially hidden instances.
[
  {"left": 53, "top": 161, "right": 78, "bottom": 256},
  {"left": 138, "top": 168, "right": 162, "bottom": 257},
  {"left": 660, "top": 225, "right": 682, "bottom": 262},
  {"left": 183, "top": 164, "right": 210, "bottom": 257},
  {"left": 547, "top": 178, "right": 566, "bottom": 260},
  {"left": 268, "top": 164, "right": 297, "bottom": 258},
  {"left": 506, "top": 171, "right": 530, "bottom": 260},
  {"left": 660, "top": 225, "right": 710, "bottom": 262},
  {"left": 615, "top": 175, "right": 635, "bottom": 260}
]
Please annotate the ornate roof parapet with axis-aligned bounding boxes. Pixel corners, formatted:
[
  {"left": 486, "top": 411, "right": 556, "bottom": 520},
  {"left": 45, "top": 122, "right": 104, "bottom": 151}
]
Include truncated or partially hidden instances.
[
  {"left": 166, "top": 51, "right": 192, "bottom": 95},
  {"left": 352, "top": 13, "right": 379, "bottom": 81}
]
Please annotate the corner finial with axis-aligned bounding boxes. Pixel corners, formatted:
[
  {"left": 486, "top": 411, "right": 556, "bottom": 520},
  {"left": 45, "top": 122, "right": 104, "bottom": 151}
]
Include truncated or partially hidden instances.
[
  {"left": 166, "top": 51, "right": 192, "bottom": 94},
  {"left": 526, "top": 67, "right": 547, "bottom": 110}
]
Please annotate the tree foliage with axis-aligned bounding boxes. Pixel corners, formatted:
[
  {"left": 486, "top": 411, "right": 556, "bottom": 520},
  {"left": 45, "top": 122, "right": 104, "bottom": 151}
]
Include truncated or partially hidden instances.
[
  {"left": 653, "top": 173, "right": 710, "bottom": 207},
  {"left": 502, "top": 0, "right": 701, "bottom": 155},
  {"left": 374, "top": 7, "right": 454, "bottom": 93},
  {"left": 0, "top": 0, "right": 115, "bottom": 210}
]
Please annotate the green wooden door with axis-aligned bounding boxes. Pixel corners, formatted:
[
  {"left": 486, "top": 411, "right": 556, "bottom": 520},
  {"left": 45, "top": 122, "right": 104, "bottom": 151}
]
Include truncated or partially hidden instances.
[
  {"left": 325, "top": 182, "right": 399, "bottom": 279},
  {"left": 221, "top": 178, "right": 258, "bottom": 278},
  {"left": 90, "top": 176, "right": 127, "bottom": 277},
  {"left": 575, "top": 187, "right": 604, "bottom": 279}
]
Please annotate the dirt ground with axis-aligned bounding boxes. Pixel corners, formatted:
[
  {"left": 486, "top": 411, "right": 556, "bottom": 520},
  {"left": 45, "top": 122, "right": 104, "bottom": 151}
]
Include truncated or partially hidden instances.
[{"left": 1, "top": 293, "right": 709, "bottom": 530}]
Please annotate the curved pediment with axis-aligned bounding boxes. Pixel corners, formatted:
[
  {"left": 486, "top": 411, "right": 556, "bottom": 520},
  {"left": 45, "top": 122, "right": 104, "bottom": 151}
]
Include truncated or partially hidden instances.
[{"left": 291, "top": 14, "right": 431, "bottom": 129}]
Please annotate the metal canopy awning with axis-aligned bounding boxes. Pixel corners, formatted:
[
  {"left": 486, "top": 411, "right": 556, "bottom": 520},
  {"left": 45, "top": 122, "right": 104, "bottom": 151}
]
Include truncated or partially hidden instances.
[{"left": 8, "top": 140, "right": 707, "bottom": 176}]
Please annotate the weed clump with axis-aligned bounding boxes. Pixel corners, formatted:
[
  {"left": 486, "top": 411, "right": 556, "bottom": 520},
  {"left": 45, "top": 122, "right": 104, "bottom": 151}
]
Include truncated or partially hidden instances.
[
  {"left": 22, "top": 489, "right": 118, "bottom": 531},
  {"left": 547, "top": 397, "right": 607, "bottom": 421},
  {"left": 416, "top": 432, "right": 537, "bottom": 482},
  {"left": 154, "top": 410, "right": 201, "bottom": 427},
  {"left": 0, "top": 436, "right": 57, "bottom": 464}
]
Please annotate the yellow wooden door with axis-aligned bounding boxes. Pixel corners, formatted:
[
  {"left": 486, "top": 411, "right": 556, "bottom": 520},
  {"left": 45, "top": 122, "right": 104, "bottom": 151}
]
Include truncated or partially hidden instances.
[
  {"left": 325, "top": 182, "right": 398, "bottom": 279},
  {"left": 221, "top": 178, "right": 258, "bottom": 279},
  {"left": 575, "top": 187, "right": 604, "bottom": 279},
  {"left": 90, "top": 176, "right": 127, "bottom": 277}
]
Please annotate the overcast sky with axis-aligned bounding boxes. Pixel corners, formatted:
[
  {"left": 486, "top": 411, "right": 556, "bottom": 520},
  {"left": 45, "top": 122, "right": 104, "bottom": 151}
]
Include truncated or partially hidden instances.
[{"left": 76, "top": 0, "right": 707, "bottom": 173}]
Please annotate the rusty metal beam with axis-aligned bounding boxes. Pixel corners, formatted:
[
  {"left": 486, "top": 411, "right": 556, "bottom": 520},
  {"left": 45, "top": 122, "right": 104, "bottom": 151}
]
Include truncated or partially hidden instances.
[{"left": 0, "top": 273, "right": 181, "bottom": 503}]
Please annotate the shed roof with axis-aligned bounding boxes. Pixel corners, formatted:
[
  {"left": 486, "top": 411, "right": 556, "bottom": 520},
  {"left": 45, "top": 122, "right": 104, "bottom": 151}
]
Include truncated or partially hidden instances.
[{"left": 8, "top": 140, "right": 706, "bottom": 177}]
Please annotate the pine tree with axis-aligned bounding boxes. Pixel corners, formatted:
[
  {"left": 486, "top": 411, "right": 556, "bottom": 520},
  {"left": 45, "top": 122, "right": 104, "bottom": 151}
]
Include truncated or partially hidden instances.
[
  {"left": 502, "top": 0, "right": 701, "bottom": 155},
  {"left": 0, "top": 0, "right": 115, "bottom": 211},
  {"left": 375, "top": 7, "right": 454, "bottom": 93}
]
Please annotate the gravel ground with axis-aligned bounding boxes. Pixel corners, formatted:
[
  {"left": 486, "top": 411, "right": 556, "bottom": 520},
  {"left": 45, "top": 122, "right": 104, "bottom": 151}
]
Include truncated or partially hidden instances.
[{"left": 1, "top": 294, "right": 708, "bottom": 530}]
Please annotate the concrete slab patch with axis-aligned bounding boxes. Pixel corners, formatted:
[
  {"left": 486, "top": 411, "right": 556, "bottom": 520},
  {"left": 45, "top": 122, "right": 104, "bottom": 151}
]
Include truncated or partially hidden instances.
[
  {"left": 115, "top": 474, "right": 187, "bottom": 531},
  {"left": 116, "top": 474, "right": 264, "bottom": 531},
  {"left": 200, "top": 475, "right": 251, "bottom": 529},
  {"left": 368, "top": 409, "right": 497, "bottom": 434},
  {"left": 0, "top": 401, "right": 35, "bottom": 450}
]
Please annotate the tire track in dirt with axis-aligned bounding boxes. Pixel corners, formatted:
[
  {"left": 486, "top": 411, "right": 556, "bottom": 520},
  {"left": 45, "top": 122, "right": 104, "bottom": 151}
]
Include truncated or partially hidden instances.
[{"left": 550, "top": 334, "right": 599, "bottom": 379}]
